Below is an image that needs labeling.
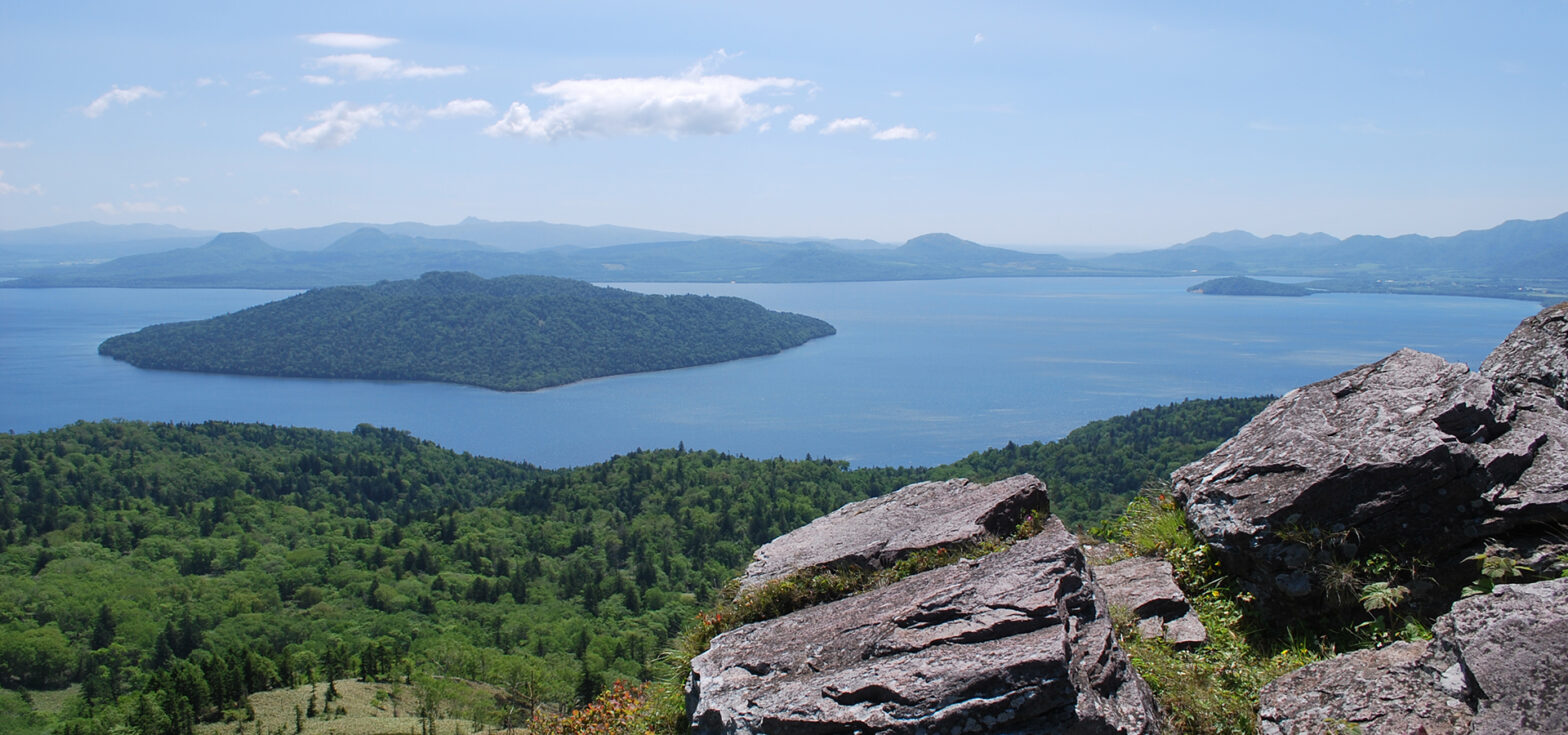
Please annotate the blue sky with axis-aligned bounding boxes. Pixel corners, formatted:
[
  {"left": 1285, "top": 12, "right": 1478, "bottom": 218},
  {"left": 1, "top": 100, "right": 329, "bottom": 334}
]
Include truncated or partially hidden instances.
[{"left": 2, "top": 1, "right": 1565, "bottom": 249}]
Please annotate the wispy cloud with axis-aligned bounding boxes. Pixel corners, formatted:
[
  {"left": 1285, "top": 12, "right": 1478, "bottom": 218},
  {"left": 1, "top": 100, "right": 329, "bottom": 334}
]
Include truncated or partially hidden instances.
[
  {"left": 83, "top": 85, "right": 162, "bottom": 118},
  {"left": 822, "top": 117, "right": 929, "bottom": 141},
  {"left": 301, "top": 32, "right": 399, "bottom": 50},
  {"left": 92, "top": 201, "right": 184, "bottom": 214},
  {"left": 872, "top": 125, "right": 922, "bottom": 141},
  {"left": 821, "top": 117, "right": 876, "bottom": 135},
  {"left": 0, "top": 170, "right": 43, "bottom": 196},
  {"left": 973, "top": 32, "right": 986, "bottom": 44},
  {"left": 302, "top": 75, "right": 335, "bottom": 86},
  {"left": 788, "top": 113, "right": 818, "bottom": 132},
  {"left": 315, "top": 53, "right": 466, "bottom": 81},
  {"left": 485, "top": 71, "right": 806, "bottom": 142},
  {"left": 428, "top": 98, "right": 495, "bottom": 118},
  {"left": 259, "top": 102, "right": 393, "bottom": 150},
  {"left": 0, "top": 139, "right": 32, "bottom": 149}
]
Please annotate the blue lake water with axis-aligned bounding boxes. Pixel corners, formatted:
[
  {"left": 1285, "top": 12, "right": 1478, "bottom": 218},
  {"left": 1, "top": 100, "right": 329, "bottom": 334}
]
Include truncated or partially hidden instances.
[{"left": 0, "top": 278, "right": 1541, "bottom": 468}]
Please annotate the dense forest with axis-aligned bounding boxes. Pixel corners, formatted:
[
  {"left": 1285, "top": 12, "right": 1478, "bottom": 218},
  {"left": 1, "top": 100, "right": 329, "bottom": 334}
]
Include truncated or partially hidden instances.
[
  {"left": 97, "top": 272, "right": 836, "bottom": 391},
  {"left": 0, "top": 396, "right": 1269, "bottom": 733}
]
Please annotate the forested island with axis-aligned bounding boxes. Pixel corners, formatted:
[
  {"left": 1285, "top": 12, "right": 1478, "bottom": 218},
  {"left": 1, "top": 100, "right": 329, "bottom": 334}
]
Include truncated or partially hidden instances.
[
  {"left": 97, "top": 272, "right": 835, "bottom": 391},
  {"left": 1187, "top": 276, "right": 1311, "bottom": 297},
  {"left": 0, "top": 397, "right": 1268, "bottom": 733}
]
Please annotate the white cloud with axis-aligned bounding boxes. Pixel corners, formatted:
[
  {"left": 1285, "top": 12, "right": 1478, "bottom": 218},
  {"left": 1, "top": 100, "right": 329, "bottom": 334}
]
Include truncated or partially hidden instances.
[
  {"left": 401, "top": 63, "right": 467, "bottom": 79},
  {"left": 93, "top": 201, "right": 184, "bottom": 214},
  {"left": 259, "top": 102, "right": 392, "bottom": 150},
  {"left": 428, "top": 98, "right": 495, "bottom": 118},
  {"left": 974, "top": 33, "right": 986, "bottom": 44},
  {"left": 757, "top": 122, "right": 772, "bottom": 133},
  {"left": 302, "top": 75, "right": 336, "bottom": 86},
  {"left": 788, "top": 113, "right": 818, "bottom": 132},
  {"left": 301, "top": 32, "right": 399, "bottom": 50},
  {"left": 194, "top": 77, "right": 215, "bottom": 87},
  {"left": 821, "top": 117, "right": 876, "bottom": 135},
  {"left": 173, "top": 176, "right": 191, "bottom": 184},
  {"left": 687, "top": 49, "right": 740, "bottom": 77},
  {"left": 888, "top": 90, "right": 904, "bottom": 98},
  {"left": 486, "top": 73, "right": 807, "bottom": 142},
  {"left": 247, "top": 71, "right": 273, "bottom": 81},
  {"left": 872, "top": 125, "right": 922, "bottom": 141},
  {"left": 0, "top": 139, "right": 32, "bottom": 149},
  {"left": 83, "top": 85, "right": 163, "bottom": 118},
  {"left": 315, "top": 53, "right": 466, "bottom": 81},
  {"left": 0, "top": 171, "right": 43, "bottom": 196}
]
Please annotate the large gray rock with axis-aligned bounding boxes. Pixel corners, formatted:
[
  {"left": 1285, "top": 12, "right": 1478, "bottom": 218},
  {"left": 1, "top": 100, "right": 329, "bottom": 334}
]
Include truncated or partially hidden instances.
[
  {"left": 688, "top": 517, "right": 1160, "bottom": 734},
  {"left": 1258, "top": 577, "right": 1568, "bottom": 735},
  {"left": 1171, "top": 302, "right": 1568, "bottom": 614},
  {"left": 737, "top": 474, "right": 1049, "bottom": 594},
  {"left": 1094, "top": 557, "right": 1207, "bottom": 648},
  {"left": 1427, "top": 576, "right": 1568, "bottom": 734},
  {"left": 1258, "top": 641, "right": 1471, "bottom": 735}
]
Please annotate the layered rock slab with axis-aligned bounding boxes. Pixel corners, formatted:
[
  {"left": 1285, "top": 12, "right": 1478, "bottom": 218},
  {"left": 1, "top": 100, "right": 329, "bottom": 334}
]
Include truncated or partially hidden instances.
[
  {"left": 688, "top": 517, "right": 1159, "bottom": 734},
  {"left": 737, "top": 474, "right": 1049, "bottom": 593},
  {"left": 1258, "top": 577, "right": 1568, "bottom": 735},
  {"left": 1170, "top": 302, "right": 1568, "bottom": 614},
  {"left": 1094, "top": 557, "right": 1207, "bottom": 648}
]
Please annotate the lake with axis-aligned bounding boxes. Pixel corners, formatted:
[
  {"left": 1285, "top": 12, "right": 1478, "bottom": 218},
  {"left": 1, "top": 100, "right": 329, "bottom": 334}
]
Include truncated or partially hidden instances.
[{"left": 0, "top": 278, "right": 1541, "bottom": 468}]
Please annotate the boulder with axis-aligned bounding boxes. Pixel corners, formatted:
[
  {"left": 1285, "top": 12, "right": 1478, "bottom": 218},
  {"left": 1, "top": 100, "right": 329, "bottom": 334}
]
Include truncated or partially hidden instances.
[
  {"left": 1427, "top": 576, "right": 1568, "bottom": 734},
  {"left": 688, "top": 517, "right": 1160, "bottom": 734},
  {"left": 1094, "top": 556, "right": 1208, "bottom": 648},
  {"left": 736, "top": 474, "right": 1049, "bottom": 594},
  {"left": 1258, "top": 577, "right": 1568, "bottom": 735},
  {"left": 1258, "top": 641, "right": 1470, "bottom": 735},
  {"left": 1170, "top": 302, "right": 1568, "bottom": 615}
]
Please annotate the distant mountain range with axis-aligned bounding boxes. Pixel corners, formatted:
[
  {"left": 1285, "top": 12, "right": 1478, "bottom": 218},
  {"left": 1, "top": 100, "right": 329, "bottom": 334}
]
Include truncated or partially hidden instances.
[
  {"left": 1088, "top": 212, "right": 1568, "bottom": 280},
  {"left": 0, "top": 229, "right": 1098, "bottom": 288},
  {"left": 2, "top": 212, "right": 1565, "bottom": 296}
]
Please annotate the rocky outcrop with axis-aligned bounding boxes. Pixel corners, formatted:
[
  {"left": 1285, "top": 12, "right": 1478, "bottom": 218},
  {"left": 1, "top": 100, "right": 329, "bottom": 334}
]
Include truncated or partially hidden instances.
[
  {"left": 736, "top": 474, "right": 1049, "bottom": 593},
  {"left": 1258, "top": 577, "right": 1568, "bottom": 735},
  {"left": 688, "top": 517, "right": 1160, "bottom": 734},
  {"left": 1170, "top": 302, "right": 1568, "bottom": 615},
  {"left": 1258, "top": 641, "right": 1471, "bottom": 735},
  {"left": 1095, "top": 557, "right": 1207, "bottom": 648}
]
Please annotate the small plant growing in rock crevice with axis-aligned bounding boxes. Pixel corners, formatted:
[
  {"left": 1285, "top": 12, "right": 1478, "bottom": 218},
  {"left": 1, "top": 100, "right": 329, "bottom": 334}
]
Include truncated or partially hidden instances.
[{"left": 1462, "top": 544, "right": 1525, "bottom": 597}]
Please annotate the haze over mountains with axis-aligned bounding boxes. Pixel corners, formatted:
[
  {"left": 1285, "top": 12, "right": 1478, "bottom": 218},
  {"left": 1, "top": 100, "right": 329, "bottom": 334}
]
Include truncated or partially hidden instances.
[{"left": 1, "top": 211, "right": 1566, "bottom": 294}]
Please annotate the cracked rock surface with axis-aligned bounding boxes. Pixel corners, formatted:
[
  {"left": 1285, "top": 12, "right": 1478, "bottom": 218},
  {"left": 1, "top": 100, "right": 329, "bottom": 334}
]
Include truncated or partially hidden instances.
[
  {"left": 1094, "top": 557, "right": 1207, "bottom": 649},
  {"left": 1171, "top": 302, "right": 1568, "bottom": 615},
  {"left": 688, "top": 517, "right": 1159, "bottom": 735},
  {"left": 736, "top": 474, "right": 1050, "bottom": 594},
  {"left": 1258, "top": 577, "right": 1568, "bottom": 735}
]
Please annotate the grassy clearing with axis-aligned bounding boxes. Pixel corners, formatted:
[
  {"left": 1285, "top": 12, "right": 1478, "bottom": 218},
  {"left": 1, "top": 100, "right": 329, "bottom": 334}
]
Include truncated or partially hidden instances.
[
  {"left": 193, "top": 679, "right": 495, "bottom": 735},
  {"left": 1098, "top": 493, "right": 1324, "bottom": 734},
  {"left": 23, "top": 685, "right": 78, "bottom": 716}
]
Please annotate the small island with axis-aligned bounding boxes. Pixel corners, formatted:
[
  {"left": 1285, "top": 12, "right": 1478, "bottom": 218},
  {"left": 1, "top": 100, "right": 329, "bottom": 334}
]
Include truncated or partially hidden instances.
[
  {"left": 1187, "top": 276, "right": 1311, "bottom": 297},
  {"left": 98, "top": 271, "right": 836, "bottom": 391}
]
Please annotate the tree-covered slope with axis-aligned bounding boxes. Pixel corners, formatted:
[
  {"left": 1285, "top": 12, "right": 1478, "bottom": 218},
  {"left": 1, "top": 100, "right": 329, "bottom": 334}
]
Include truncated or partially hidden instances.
[
  {"left": 930, "top": 396, "right": 1274, "bottom": 526},
  {"left": 0, "top": 395, "right": 1272, "bottom": 732},
  {"left": 0, "top": 420, "right": 922, "bottom": 732},
  {"left": 98, "top": 272, "right": 836, "bottom": 391}
]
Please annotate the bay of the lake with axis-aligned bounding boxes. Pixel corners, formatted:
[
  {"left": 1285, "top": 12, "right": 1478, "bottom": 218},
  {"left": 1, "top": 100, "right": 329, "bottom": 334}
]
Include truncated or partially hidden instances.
[{"left": 0, "top": 278, "right": 1541, "bottom": 468}]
